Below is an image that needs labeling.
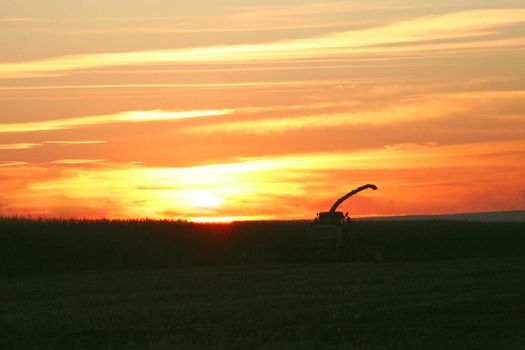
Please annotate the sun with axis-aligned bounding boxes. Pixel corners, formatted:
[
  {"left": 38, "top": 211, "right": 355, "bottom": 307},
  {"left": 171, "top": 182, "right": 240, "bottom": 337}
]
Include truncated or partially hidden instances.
[{"left": 185, "top": 190, "right": 223, "bottom": 209}]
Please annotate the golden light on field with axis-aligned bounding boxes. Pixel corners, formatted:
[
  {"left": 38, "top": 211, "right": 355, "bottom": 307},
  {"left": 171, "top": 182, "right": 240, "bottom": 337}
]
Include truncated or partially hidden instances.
[{"left": 1, "top": 1, "right": 525, "bottom": 220}]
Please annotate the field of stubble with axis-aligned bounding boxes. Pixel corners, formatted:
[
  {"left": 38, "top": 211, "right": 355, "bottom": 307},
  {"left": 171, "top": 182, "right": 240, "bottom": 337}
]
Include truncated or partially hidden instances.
[{"left": 1, "top": 256, "right": 525, "bottom": 350}]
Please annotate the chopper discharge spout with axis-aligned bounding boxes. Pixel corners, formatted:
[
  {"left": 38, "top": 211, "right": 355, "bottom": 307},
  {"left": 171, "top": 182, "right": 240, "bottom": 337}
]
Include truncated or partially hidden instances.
[{"left": 329, "top": 184, "right": 378, "bottom": 213}]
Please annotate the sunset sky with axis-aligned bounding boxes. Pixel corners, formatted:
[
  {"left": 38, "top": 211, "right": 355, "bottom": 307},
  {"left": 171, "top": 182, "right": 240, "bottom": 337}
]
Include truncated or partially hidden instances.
[{"left": 1, "top": 0, "right": 525, "bottom": 221}]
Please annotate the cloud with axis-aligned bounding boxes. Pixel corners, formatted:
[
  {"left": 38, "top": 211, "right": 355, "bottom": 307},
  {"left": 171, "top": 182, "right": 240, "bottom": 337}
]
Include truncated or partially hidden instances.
[
  {"left": 4, "top": 87, "right": 519, "bottom": 139},
  {"left": 0, "top": 140, "right": 107, "bottom": 150},
  {"left": 0, "top": 100, "right": 359, "bottom": 135},
  {"left": 3, "top": 138, "right": 524, "bottom": 220},
  {"left": 34, "top": 2, "right": 384, "bottom": 36},
  {"left": 0, "top": 143, "right": 42, "bottom": 150},
  {"left": 0, "top": 161, "right": 28, "bottom": 167},
  {"left": 183, "top": 105, "right": 446, "bottom": 134},
  {"left": 0, "top": 18, "right": 41, "bottom": 22},
  {"left": 0, "top": 80, "right": 338, "bottom": 91},
  {"left": 44, "top": 140, "right": 106, "bottom": 145},
  {"left": 1, "top": 9, "right": 524, "bottom": 77},
  {"left": 0, "top": 109, "right": 233, "bottom": 134},
  {"left": 183, "top": 90, "right": 525, "bottom": 134},
  {"left": 8, "top": 2, "right": 399, "bottom": 38},
  {"left": 63, "top": 22, "right": 352, "bottom": 35},
  {"left": 233, "top": 140, "right": 525, "bottom": 172},
  {"left": 0, "top": 141, "right": 106, "bottom": 151},
  {"left": 235, "top": 1, "right": 392, "bottom": 19},
  {"left": 50, "top": 159, "right": 104, "bottom": 165}
]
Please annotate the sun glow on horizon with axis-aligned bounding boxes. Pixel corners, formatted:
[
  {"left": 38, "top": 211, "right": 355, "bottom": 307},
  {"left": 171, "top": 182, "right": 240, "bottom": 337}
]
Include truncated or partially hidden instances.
[
  {"left": 1, "top": 138, "right": 524, "bottom": 220},
  {"left": 184, "top": 190, "right": 224, "bottom": 209},
  {"left": 189, "top": 215, "right": 275, "bottom": 223}
]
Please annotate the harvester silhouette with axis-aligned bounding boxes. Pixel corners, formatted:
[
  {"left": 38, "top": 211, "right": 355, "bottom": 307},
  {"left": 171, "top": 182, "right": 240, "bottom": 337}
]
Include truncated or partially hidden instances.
[{"left": 309, "top": 184, "right": 378, "bottom": 260}]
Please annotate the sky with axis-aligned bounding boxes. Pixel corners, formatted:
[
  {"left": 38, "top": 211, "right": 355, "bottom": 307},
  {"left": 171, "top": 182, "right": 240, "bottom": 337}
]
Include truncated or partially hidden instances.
[{"left": 1, "top": 0, "right": 525, "bottom": 221}]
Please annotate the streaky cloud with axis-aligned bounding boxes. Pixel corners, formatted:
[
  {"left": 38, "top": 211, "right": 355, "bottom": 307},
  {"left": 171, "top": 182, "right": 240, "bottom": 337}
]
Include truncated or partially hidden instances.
[
  {"left": 0, "top": 161, "right": 28, "bottom": 167},
  {"left": 50, "top": 159, "right": 105, "bottom": 165},
  {"left": 0, "top": 141, "right": 105, "bottom": 150},
  {"left": 0, "top": 17, "right": 41, "bottom": 22},
  {"left": 0, "top": 143, "right": 42, "bottom": 150},
  {"left": 0, "top": 81, "right": 337, "bottom": 91},
  {"left": 1, "top": 9, "right": 524, "bottom": 77},
  {"left": 44, "top": 140, "right": 106, "bottom": 145},
  {"left": 183, "top": 90, "right": 525, "bottom": 134},
  {"left": 0, "top": 109, "right": 233, "bottom": 134}
]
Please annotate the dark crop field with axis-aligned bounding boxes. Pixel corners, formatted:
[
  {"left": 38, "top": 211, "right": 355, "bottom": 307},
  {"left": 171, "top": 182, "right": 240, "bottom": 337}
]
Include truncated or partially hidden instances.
[
  {"left": 1, "top": 218, "right": 525, "bottom": 274},
  {"left": 1, "top": 219, "right": 525, "bottom": 349},
  {"left": 1, "top": 257, "right": 525, "bottom": 350}
]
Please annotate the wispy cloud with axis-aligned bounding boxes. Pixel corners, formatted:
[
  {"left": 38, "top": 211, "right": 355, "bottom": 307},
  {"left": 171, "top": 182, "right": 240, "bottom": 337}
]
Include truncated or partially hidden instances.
[
  {"left": 92, "top": 2, "right": 399, "bottom": 34},
  {"left": 222, "top": 139, "right": 525, "bottom": 172},
  {"left": 0, "top": 109, "right": 233, "bottom": 134},
  {"left": 0, "top": 100, "right": 360, "bottom": 135},
  {"left": 50, "top": 159, "right": 105, "bottom": 165},
  {"left": 0, "top": 143, "right": 41, "bottom": 150},
  {"left": 183, "top": 105, "right": 446, "bottom": 134},
  {"left": 235, "top": 1, "right": 393, "bottom": 19},
  {"left": 63, "top": 22, "right": 352, "bottom": 35},
  {"left": 33, "top": 2, "right": 392, "bottom": 35},
  {"left": 45, "top": 140, "right": 106, "bottom": 145},
  {"left": 184, "top": 90, "right": 525, "bottom": 134},
  {"left": 60, "top": 59, "right": 445, "bottom": 76},
  {"left": 0, "top": 18, "right": 41, "bottom": 22},
  {"left": 0, "top": 140, "right": 106, "bottom": 150},
  {"left": 0, "top": 161, "right": 27, "bottom": 167},
  {"left": 4, "top": 89, "right": 522, "bottom": 137},
  {"left": 0, "top": 81, "right": 339, "bottom": 91},
  {"left": 1, "top": 9, "right": 524, "bottom": 77}
]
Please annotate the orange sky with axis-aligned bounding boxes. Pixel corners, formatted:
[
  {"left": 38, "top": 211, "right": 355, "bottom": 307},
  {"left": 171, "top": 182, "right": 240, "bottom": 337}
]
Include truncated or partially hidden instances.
[{"left": 1, "top": 0, "right": 525, "bottom": 221}]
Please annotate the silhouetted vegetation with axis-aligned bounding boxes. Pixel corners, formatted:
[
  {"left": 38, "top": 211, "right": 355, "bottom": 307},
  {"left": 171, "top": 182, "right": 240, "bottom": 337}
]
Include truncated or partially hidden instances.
[{"left": 1, "top": 218, "right": 524, "bottom": 275}]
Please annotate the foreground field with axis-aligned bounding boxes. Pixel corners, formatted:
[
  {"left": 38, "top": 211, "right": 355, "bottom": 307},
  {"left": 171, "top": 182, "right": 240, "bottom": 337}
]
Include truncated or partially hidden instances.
[{"left": 1, "top": 257, "right": 525, "bottom": 350}]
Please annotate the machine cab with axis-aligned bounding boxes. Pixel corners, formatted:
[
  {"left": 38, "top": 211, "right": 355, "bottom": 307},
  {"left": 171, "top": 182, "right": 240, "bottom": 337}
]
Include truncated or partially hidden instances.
[{"left": 316, "top": 211, "right": 347, "bottom": 225}]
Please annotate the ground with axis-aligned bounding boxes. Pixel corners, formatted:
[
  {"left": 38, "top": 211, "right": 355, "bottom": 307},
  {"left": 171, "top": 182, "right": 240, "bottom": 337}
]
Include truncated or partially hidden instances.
[{"left": 1, "top": 257, "right": 525, "bottom": 349}]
